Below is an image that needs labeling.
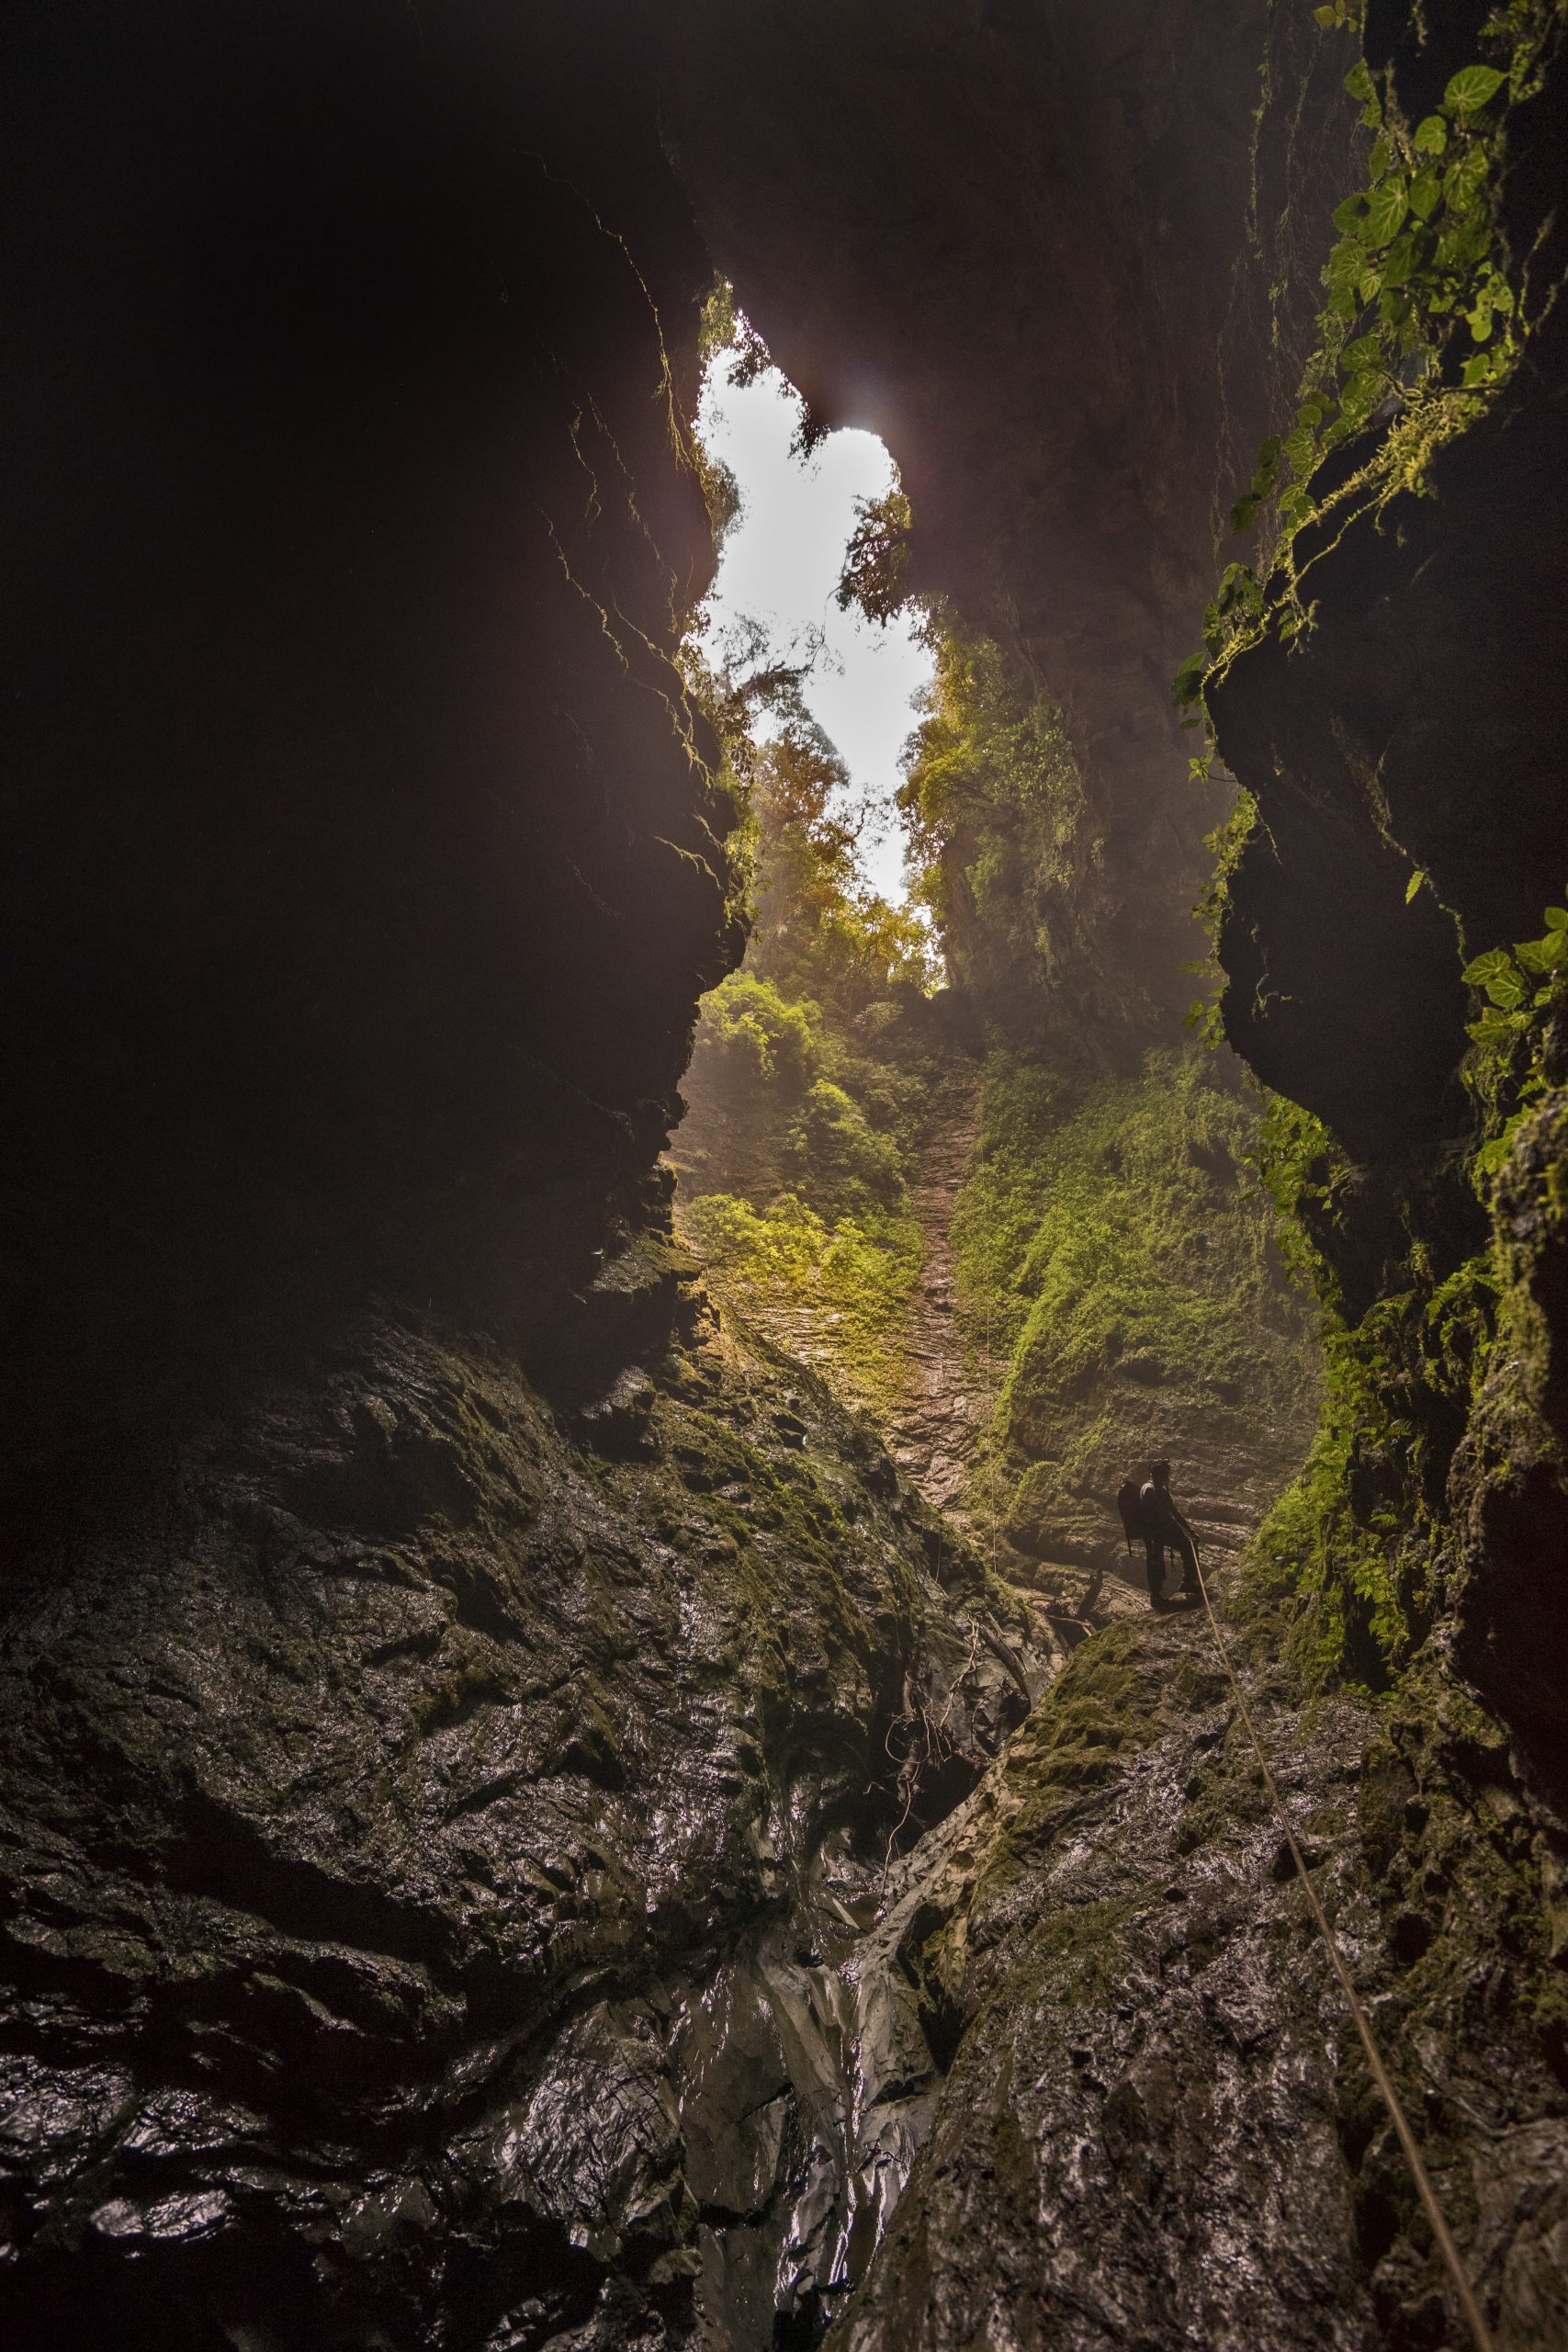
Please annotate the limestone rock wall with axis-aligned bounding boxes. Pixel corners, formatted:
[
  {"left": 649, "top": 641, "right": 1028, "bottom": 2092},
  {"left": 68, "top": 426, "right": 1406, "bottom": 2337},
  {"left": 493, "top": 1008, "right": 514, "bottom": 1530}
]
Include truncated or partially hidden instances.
[{"left": 0, "top": 1300, "right": 1049, "bottom": 2347}]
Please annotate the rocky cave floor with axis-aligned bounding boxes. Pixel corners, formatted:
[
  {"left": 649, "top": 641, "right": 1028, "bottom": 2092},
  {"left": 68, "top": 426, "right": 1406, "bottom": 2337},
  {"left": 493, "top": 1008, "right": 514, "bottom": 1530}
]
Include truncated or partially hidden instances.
[{"left": 3, "top": 1266, "right": 1565, "bottom": 2351}]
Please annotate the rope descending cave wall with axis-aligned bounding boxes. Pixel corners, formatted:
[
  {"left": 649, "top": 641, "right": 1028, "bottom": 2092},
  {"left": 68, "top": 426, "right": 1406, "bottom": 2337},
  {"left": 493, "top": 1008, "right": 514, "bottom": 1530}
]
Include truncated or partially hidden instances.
[{"left": 1190, "top": 1547, "right": 1495, "bottom": 2352}]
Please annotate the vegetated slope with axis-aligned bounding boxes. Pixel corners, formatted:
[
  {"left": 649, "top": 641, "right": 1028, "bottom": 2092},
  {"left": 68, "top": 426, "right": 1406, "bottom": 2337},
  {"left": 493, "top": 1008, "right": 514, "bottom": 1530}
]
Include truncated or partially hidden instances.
[
  {"left": 953, "top": 1046, "right": 1321, "bottom": 1578},
  {"left": 671, "top": 695, "right": 972, "bottom": 1430},
  {"left": 894, "top": 622, "right": 1324, "bottom": 1596}
]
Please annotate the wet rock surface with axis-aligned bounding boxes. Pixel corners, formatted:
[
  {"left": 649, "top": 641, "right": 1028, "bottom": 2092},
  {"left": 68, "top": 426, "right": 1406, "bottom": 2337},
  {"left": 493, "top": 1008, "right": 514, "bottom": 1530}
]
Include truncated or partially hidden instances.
[
  {"left": 0, "top": 1302, "right": 1051, "bottom": 2349},
  {"left": 836, "top": 1598, "right": 1568, "bottom": 2352}
]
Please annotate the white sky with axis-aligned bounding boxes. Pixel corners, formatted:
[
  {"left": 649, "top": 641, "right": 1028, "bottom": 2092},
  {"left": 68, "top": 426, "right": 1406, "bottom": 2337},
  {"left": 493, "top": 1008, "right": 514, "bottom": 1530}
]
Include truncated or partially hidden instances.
[{"left": 693, "top": 350, "right": 932, "bottom": 903}]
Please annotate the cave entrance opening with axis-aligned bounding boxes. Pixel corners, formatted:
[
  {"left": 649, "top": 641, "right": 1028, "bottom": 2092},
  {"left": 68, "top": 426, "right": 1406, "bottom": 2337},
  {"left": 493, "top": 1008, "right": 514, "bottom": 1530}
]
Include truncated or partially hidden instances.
[
  {"left": 670, "top": 302, "right": 969, "bottom": 1453},
  {"left": 688, "top": 301, "right": 932, "bottom": 903}
]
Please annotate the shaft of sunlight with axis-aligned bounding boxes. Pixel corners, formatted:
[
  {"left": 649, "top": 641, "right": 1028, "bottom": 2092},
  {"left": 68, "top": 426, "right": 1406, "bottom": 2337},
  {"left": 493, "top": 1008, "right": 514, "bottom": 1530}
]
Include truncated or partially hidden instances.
[{"left": 694, "top": 349, "right": 932, "bottom": 903}]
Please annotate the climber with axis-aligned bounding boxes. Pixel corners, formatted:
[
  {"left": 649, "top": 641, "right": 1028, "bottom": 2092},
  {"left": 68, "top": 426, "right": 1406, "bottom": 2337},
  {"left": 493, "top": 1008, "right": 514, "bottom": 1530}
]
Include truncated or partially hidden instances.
[{"left": 1140, "top": 1459, "right": 1201, "bottom": 1611}]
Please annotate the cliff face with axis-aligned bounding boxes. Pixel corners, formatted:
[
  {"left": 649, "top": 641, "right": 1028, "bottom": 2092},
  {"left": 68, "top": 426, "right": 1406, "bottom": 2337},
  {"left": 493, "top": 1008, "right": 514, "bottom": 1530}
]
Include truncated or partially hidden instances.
[
  {"left": 665, "top": 0, "right": 1362, "bottom": 1051},
  {"left": 1207, "top": 4, "right": 1568, "bottom": 1799},
  {"left": 0, "top": 0, "right": 734, "bottom": 1519}
]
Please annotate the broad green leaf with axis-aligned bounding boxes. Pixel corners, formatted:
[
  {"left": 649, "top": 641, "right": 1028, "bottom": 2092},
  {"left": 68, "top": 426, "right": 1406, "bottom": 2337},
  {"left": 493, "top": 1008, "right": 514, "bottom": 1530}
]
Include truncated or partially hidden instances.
[
  {"left": 1413, "top": 114, "right": 1448, "bottom": 154},
  {"left": 1282, "top": 426, "right": 1316, "bottom": 476},
  {"left": 1404, "top": 869, "right": 1427, "bottom": 904},
  {"left": 1381, "top": 231, "right": 1425, "bottom": 288},
  {"left": 1543, "top": 906, "right": 1568, "bottom": 929},
  {"left": 1341, "top": 333, "right": 1382, "bottom": 370},
  {"left": 1339, "top": 368, "right": 1382, "bottom": 418},
  {"left": 1445, "top": 64, "right": 1506, "bottom": 113},
  {"left": 1539, "top": 928, "right": 1568, "bottom": 967},
  {"left": 1484, "top": 973, "right": 1526, "bottom": 1009},
  {"left": 1172, "top": 653, "right": 1207, "bottom": 708},
  {"left": 1278, "top": 486, "right": 1314, "bottom": 526},
  {"left": 1515, "top": 938, "right": 1551, "bottom": 973},
  {"left": 1467, "top": 300, "right": 1494, "bottom": 342},
  {"left": 1369, "top": 135, "right": 1392, "bottom": 180},
  {"left": 1462, "top": 948, "right": 1513, "bottom": 986},
  {"left": 1297, "top": 398, "right": 1328, "bottom": 427},
  {"left": 1409, "top": 166, "right": 1443, "bottom": 220},
  {"left": 1344, "top": 60, "right": 1374, "bottom": 102},
  {"left": 1332, "top": 193, "right": 1368, "bottom": 234},
  {"left": 1365, "top": 178, "right": 1408, "bottom": 245},
  {"left": 1445, "top": 149, "right": 1489, "bottom": 209}
]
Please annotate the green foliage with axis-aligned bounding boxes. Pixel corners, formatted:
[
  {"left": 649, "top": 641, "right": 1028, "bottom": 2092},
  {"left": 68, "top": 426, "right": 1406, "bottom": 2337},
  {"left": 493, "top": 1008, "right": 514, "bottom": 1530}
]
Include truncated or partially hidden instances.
[
  {"left": 1462, "top": 896, "right": 1568, "bottom": 1181},
  {"left": 1180, "top": 789, "right": 1259, "bottom": 1042},
  {"left": 676, "top": 652, "right": 949, "bottom": 1411},
  {"left": 951, "top": 1047, "right": 1320, "bottom": 1552},
  {"left": 899, "top": 619, "right": 1104, "bottom": 1029},
  {"left": 836, "top": 489, "right": 914, "bottom": 627},
  {"left": 745, "top": 715, "right": 940, "bottom": 1013},
  {"left": 698, "top": 969, "right": 820, "bottom": 1089},
  {"left": 787, "top": 1078, "right": 905, "bottom": 1209},
  {"left": 680, "top": 1193, "right": 924, "bottom": 1418},
  {"left": 1246, "top": 1253, "right": 1499, "bottom": 1686},
  {"left": 1178, "top": 6, "right": 1560, "bottom": 708},
  {"left": 1240, "top": 1061, "right": 1507, "bottom": 1688}
]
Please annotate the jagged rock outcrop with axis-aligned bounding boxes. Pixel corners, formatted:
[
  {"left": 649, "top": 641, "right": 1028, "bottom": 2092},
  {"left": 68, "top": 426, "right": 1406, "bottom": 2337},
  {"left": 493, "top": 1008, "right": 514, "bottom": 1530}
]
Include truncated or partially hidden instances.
[
  {"left": 0, "top": 1295, "right": 1049, "bottom": 2347},
  {"left": 1207, "top": 2, "right": 1568, "bottom": 1798},
  {"left": 832, "top": 1600, "right": 1568, "bottom": 2352}
]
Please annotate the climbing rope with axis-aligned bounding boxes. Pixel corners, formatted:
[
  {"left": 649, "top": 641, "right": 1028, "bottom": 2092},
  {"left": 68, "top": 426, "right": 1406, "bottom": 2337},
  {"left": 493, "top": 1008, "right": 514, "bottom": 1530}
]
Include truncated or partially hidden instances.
[{"left": 1189, "top": 1543, "right": 1496, "bottom": 2352}]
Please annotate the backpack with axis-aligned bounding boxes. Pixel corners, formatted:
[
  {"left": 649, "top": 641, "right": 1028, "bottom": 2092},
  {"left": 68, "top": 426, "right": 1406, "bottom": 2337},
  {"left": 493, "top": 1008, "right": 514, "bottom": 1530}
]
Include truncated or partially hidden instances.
[{"left": 1116, "top": 1476, "right": 1148, "bottom": 1553}]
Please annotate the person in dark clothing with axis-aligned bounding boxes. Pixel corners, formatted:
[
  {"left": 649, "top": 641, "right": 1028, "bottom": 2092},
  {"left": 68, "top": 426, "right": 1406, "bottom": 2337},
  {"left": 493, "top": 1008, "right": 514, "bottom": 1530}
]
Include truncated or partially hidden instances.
[{"left": 1140, "top": 1459, "right": 1201, "bottom": 1610}]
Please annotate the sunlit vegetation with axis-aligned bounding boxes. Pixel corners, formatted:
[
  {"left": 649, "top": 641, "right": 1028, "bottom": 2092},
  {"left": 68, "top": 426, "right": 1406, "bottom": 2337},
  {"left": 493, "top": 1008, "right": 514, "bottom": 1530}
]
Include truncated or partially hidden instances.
[
  {"left": 674, "top": 691, "right": 953, "bottom": 1419},
  {"left": 952, "top": 1047, "right": 1320, "bottom": 1560},
  {"left": 898, "top": 625, "right": 1105, "bottom": 1031},
  {"left": 1179, "top": 6, "right": 1561, "bottom": 709},
  {"left": 682, "top": 292, "right": 1320, "bottom": 1549}
]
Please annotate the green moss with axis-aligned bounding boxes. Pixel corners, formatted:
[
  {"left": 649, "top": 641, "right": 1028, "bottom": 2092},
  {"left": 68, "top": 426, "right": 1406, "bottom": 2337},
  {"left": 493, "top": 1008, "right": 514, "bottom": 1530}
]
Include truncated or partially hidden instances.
[
  {"left": 677, "top": 1193, "right": 923, "bottom": 1420},
  {"left": 674, "top": 669, "right": 956, "bottom": 1418},
  {"left": 1179, "top": 4, "right": 1565, "bottom": 705},
  {"left": 973, "top": 1626, "right": 1152, "bottom": 1892},
  {"left": 951, "top": 1045, "right": 1320, "bottom": 1550}
]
